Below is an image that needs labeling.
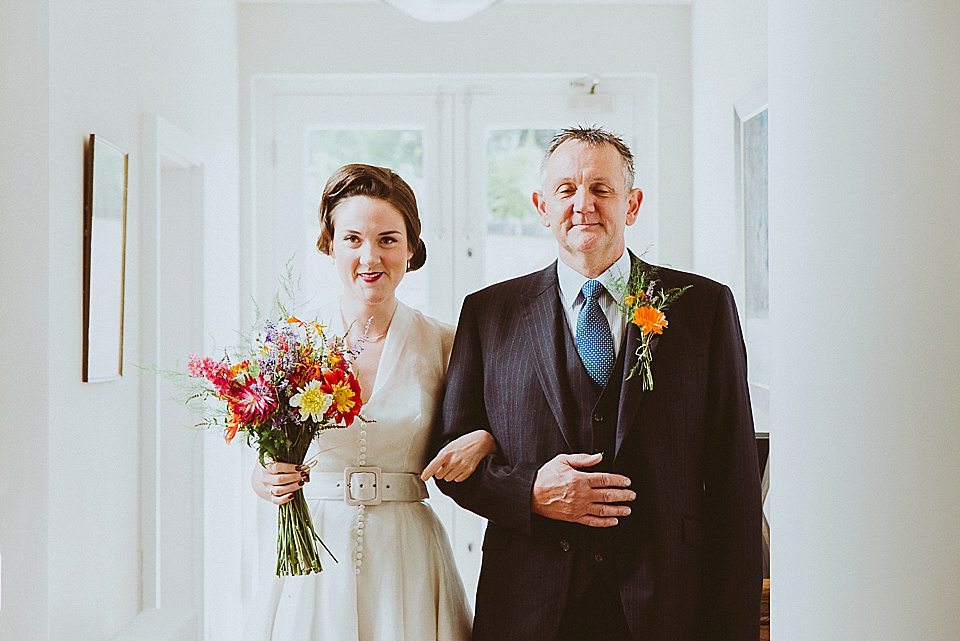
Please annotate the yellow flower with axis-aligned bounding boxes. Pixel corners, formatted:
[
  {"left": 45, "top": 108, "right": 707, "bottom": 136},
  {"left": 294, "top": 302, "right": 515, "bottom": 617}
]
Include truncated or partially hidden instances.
[
  {"left": 328, "top": 379, "right": 357, "bottom": 415},
  {"left": 289, "top": 380, "right": 333, "bottom": 422},
  {"left": 632, "top": 306, "right": 668, "bottom": 335}
]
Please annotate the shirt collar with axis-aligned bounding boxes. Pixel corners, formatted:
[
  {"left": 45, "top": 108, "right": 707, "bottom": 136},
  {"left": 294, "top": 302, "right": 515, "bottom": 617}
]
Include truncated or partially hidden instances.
[{"left": 556, "top": 251, "right": 632, "bottom": 309}]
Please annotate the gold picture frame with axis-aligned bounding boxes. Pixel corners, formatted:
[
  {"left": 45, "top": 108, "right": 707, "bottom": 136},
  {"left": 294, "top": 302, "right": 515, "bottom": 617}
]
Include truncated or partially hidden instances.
[{"left": 82, "top": 134, "right": 128, "bottom": 382}]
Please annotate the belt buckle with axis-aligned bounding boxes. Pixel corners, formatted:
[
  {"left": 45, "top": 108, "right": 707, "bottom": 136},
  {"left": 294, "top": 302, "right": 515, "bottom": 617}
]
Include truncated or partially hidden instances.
[{"left": 343, "top": 466, "right": 382, "bottom": 506}]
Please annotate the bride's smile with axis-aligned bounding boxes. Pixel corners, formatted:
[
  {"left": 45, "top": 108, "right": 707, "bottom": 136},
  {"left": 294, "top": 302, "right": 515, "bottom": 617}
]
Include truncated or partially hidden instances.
[{"left": 329, "top": 194, "right": 414, "bottom": 310}]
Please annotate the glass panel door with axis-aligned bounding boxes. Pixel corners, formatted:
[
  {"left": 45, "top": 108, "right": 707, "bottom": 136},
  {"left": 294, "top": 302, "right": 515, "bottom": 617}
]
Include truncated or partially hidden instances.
[
  {"left": 259, "top": 75, "right": 658, "bottom": 608},
  {"left": 457, "top": 77, "right": 656, "bottom": 307},
  {"left": 484, "top": 128, "right": 558, "bottom": 285},
  {"left": 269, "top": 92, "right": 446, "bottom": 319}
]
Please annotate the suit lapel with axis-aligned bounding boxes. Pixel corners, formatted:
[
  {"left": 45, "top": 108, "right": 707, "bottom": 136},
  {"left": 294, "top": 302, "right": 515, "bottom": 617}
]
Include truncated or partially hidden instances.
[
  {"left": 615, "top": 255, "right": 661, "bottom": 457},
  {"left": 520, "top": 263, "right": 579, "bottom": 452}
]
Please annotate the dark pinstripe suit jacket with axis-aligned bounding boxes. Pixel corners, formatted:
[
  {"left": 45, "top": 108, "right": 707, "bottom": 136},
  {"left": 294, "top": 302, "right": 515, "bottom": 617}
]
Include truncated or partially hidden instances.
[{"left": 436, "top": 257, "right": 762, "bottom": 641}]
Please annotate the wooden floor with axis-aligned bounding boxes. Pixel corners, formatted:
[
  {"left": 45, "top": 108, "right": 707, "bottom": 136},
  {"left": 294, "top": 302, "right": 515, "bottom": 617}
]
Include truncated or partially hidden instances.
[{"left": 760, "top": 579, "right": 770, "bottom": 640}]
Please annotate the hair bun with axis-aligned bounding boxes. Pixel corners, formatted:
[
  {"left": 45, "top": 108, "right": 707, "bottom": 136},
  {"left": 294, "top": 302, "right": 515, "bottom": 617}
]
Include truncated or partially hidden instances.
[{"left": 408, "top": 238, "right": 427, "bottom": 272}]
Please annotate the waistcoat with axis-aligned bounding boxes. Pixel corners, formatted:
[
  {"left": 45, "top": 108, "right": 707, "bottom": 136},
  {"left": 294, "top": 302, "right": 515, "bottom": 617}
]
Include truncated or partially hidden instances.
[{"left": 559, "top": 308, "right": 630, "bottom": 595}]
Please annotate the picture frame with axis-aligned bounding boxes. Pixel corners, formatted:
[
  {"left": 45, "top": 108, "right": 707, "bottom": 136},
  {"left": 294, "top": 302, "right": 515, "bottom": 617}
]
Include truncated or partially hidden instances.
[
  {"left": 734, "top": 83, "right": 769, "bottom": 433},
  {"left": 735, "top": 85, "right": 769, "bottom": 323},
  {"left": 82, "top": 134, "right": 129, "bottom": 382}
]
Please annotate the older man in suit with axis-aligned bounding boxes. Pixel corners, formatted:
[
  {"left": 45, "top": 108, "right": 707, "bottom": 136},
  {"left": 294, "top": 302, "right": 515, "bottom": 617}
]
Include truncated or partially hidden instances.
[{"left": 434, "top": 127, "right": 761, "bottom": 641}]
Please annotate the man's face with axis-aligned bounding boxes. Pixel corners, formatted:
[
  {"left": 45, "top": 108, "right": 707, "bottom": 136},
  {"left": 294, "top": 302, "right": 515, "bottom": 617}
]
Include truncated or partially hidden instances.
[{"left": 533, "top": 140, "right": 642, "bottom": 269}]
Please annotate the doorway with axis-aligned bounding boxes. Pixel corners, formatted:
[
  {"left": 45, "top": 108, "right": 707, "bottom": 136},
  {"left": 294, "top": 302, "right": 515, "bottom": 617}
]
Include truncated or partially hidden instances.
[{"left": 251, "top": 73, "right": 658, "bottom": 603}]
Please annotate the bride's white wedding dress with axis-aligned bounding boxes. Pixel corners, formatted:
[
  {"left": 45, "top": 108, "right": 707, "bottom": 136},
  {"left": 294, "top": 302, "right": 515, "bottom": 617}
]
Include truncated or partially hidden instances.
[{"left": 243, "top": 301, "right": 472, "bottom": 641}]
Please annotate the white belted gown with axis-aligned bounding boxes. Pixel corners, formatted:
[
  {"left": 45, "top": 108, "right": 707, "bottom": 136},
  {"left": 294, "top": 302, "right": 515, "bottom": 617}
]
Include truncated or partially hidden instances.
[{"left": 242, "top": 302, "right": 472, "bottom": 641}]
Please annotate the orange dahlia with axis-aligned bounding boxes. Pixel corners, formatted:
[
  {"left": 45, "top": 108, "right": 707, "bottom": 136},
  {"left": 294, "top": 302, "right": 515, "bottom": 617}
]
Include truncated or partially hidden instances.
[{"left": 632, "top": 306, "right": 668, "bottom": 335}]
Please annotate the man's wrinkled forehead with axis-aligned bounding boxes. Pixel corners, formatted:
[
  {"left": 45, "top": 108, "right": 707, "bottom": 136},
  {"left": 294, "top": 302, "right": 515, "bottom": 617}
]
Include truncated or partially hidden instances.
[{"left": 542, "top": 140, "right": 631, "bottom": 189}]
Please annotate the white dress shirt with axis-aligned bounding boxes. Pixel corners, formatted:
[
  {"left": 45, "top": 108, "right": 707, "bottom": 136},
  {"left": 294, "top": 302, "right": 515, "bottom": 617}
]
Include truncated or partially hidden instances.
[{"left": 556, "top": 251, "right": 632, "bottom": 358}]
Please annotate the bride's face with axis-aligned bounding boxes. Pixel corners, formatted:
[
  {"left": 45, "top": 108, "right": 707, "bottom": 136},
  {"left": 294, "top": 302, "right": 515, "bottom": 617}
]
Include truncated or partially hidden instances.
[{"left": 329, "top": 195, "right": 414, "bottom": 309}]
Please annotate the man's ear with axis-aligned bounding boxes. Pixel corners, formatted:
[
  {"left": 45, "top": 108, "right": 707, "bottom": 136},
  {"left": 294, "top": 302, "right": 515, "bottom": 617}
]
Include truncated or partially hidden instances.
[
  {"left": 625, "top": 188, "right": 643, "bottom": 226},
  {"left": 532, "top": 191, "right": 549, "bottom": 227}
]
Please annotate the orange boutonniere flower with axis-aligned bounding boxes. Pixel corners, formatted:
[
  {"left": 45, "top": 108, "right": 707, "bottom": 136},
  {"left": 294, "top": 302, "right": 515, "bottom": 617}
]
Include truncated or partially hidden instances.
[
  {"left": 632, "top": 306, "right": 668, "bottom": 335},
  {"left": 612, "top": 264, "right": 691, "bottom": 391}
]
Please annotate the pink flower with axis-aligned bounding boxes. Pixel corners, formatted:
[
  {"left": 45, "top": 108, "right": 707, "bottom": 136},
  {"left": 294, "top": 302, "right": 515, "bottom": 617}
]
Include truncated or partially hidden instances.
[
  {"left": 231, "top": 375, "right": 276, "bottom": 424},
  {"left": 187, "top": 354, "right": 203, "bottom": 377}
]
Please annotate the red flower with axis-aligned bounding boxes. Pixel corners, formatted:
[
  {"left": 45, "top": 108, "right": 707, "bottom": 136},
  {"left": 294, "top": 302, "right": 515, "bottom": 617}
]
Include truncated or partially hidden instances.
[
  {"left": 231, "top": 374, "right": 276, "bottom": 426},
  {"left": 290, "top": 362, "right": 323, "bottom": 390},
  {"left": 321, "top": 367, "right": 363, "bottom": 426}
]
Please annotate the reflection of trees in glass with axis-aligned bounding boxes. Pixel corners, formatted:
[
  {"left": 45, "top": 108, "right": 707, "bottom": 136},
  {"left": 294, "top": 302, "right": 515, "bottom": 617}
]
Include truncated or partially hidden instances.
[
  {"left": 486, "top": 129, "right": 556, "bottom": 225},
  {"left": 307, "top": 130, "right": 424, "bottom": 208}
]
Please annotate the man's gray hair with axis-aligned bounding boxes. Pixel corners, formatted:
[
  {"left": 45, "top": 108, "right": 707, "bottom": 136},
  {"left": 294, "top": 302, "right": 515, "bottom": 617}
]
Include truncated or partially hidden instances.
[{"left": 541, "top": 126, "right": 635, "bottom": 189}]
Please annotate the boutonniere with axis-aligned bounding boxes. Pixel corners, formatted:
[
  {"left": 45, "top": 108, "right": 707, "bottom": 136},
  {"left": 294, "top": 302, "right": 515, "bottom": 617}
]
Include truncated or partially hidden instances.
[{"left": 613, "top": 265, "right": 691, "bottom": 391}]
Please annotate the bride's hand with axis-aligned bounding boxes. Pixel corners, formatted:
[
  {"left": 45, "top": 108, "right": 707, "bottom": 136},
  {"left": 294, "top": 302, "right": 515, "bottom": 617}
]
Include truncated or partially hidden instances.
[
  {"left": 421, "top": 430, "right": 497, "bottom": 483},
  {"left": 252, "top": 457, "right": 309, "bottom": 505}
]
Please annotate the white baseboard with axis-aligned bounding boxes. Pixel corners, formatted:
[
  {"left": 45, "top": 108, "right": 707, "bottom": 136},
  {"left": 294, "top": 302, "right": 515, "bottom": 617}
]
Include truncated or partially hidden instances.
[{"left": 111, "top": 608, "right": 198, "bottom": 641}]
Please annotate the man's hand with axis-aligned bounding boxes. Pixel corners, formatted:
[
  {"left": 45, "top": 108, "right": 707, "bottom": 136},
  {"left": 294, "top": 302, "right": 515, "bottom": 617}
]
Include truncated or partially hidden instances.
[{"left": 531, "top": 453, "right": 635, "bottom": 527}]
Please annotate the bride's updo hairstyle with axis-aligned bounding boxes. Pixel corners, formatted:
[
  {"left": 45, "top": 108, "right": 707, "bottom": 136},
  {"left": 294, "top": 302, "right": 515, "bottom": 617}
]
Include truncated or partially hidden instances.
[{"left": 316, "top": 164, "right": 427, "bottom": 272}]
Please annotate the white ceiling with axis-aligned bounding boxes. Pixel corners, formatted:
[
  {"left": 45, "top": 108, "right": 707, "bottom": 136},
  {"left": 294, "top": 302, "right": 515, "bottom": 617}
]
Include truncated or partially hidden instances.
[{"left": 238, "top": 0, "right": 691, "bottom": 5}]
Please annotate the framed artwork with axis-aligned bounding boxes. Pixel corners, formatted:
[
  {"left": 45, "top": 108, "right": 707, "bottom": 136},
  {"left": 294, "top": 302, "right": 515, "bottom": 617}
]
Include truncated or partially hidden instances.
[
  {"left": 82, "top": 134, "right": 129, "bottom": 382},
  {"left": 735, "top": 84, "right": 769, "bottom": 432},
  {"left": 735, "top": 87, "right": 769, "bottom": 322}
]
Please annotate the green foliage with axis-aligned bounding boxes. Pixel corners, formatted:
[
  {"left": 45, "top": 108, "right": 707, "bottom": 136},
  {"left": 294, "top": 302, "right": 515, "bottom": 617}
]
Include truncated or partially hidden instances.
[
  {"left": 486, "top": 128, "right": 557, "bottom": 223},
  {"left": 610, "top": 263, "right": 693, "bottom": 389}
]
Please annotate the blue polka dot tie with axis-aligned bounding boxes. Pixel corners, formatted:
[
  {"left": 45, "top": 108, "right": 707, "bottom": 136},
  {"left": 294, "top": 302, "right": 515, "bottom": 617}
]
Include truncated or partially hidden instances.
[{"left": 576, "top": 280, "right": 615, "bottom": 387}]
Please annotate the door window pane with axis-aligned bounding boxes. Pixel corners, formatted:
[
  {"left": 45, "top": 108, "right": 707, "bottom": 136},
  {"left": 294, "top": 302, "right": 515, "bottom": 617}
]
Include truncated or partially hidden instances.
[
  {"left": 307, "top": 129, "right": 425, "bottom": 207},
  {"left": 484, "top": 128, "right": 558, "bottom": 285}
]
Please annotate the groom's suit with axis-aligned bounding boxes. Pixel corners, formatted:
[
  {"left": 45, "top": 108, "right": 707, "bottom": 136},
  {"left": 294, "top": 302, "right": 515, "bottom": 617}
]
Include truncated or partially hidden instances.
[{"left": 436, "top": 256, "right": 762, "bottom": 641}]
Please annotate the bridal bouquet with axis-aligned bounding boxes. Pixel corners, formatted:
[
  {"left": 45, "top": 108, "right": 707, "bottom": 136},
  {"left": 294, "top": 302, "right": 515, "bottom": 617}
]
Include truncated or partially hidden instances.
[{"left": 187, "top": 315, "right": 364, "bottom": 576}]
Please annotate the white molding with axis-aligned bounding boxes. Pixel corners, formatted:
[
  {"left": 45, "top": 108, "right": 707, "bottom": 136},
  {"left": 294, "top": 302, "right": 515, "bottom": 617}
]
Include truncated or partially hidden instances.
[
  {"left": 139, "top": 114, "right": 207, "bottom": 639},
  {"left": 734, "top": 81, "right": 768, "bottom": 122},
  {"left": 238, "top": 0, "right": 690, "bottom": 4},
  {"left": 111, "top": 608, "right": 197, "bottom": 641}
]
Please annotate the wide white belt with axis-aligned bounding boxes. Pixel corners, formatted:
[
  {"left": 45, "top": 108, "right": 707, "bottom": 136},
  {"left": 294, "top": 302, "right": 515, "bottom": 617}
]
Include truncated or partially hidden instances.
[{"left": 301, "top": 467, "right": 428, "bottom": 505}]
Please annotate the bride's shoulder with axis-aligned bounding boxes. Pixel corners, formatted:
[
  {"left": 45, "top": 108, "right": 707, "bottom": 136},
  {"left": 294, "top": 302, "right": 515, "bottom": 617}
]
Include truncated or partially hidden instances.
[
  {"left": 405, "top": 305, "right": 456, "bottom": 355},
  {"left": 406, "top": 306, "right": 454, "bottom": 339}
]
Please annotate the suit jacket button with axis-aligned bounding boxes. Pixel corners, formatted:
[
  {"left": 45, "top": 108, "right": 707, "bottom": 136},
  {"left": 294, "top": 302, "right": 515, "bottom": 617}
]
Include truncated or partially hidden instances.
[
  {"left": 593, "top": 413, "right": 603, "bottom": 423},
  {"left": 560, "top": 539, "right": 571, "bottom": 552},
  {"left": 594, "top": 552, "right": 604, "bottom": 563}
]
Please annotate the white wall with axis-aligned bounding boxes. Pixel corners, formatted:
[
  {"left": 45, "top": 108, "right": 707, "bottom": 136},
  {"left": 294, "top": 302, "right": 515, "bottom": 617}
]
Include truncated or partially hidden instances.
[
  {"left": 0, "top": 1, "right": 51, "bottom": 638},
  {"left": 691, "top": 0, "right": 767, "bottom": 292},
  {"left": 770, "top": 3, "right": 960, "bottom": 639},
  {"left": 690, "top": 0, "right": 767, "bottom": 427},
  {"left": 238, "top": 2, "right": 693, "bottom": 269},
  {"left": 2, "top": 1, "right": 242, "bottom": 639}
]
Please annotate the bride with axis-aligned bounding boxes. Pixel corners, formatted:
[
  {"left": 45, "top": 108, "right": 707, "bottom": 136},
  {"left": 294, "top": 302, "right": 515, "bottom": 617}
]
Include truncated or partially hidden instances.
[{"left": 243, "top": 164, "right": 494, "bottom": 641}]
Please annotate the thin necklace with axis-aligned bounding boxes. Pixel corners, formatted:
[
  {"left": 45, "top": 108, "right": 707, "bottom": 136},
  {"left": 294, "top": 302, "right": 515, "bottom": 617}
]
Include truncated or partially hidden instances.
[
  {"left": 342, "top": 313, "right": 390, "bottom": 344},
  {"left": 352, "top": 326, "right": 387, "bottom": 343}
]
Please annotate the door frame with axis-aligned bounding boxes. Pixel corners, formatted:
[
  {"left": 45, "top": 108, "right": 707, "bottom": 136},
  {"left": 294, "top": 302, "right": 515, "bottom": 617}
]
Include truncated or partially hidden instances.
[{"left": 250, "top": 72, "right": 659, "bottom": 320}]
